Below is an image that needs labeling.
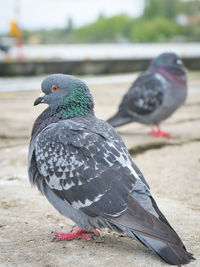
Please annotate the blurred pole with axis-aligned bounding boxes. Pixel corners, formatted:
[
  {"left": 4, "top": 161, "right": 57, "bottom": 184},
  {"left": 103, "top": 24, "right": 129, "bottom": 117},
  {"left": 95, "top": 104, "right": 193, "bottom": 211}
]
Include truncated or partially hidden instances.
[
  {"left": 10, "top": 0, "right": 24, "bottom": 60},
  {"left": 15, "top": 0, "right": 24, "bottom": 60}
]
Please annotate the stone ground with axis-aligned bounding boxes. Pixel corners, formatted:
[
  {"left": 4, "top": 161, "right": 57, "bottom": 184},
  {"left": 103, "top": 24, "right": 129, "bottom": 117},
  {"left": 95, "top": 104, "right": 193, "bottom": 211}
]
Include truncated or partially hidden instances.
[{"left": 0, "top": 72, "right": 200, "bottom": 267}]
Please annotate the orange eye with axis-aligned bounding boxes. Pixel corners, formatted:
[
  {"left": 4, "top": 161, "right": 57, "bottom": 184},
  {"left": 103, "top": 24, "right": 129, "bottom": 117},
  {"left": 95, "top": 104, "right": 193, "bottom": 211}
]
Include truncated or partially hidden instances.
[{"left": 52, "top": 85, "right": 59, "bottom": 92}]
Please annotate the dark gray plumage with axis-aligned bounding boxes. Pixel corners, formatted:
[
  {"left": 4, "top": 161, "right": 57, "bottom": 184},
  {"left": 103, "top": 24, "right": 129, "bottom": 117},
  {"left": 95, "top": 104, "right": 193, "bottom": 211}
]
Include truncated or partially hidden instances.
[
  {"left": 28, "top": 74, "right": 194, "bottom": 265},
  {"left": 107, "top": 52, "right": 187, "bottom": 137}
]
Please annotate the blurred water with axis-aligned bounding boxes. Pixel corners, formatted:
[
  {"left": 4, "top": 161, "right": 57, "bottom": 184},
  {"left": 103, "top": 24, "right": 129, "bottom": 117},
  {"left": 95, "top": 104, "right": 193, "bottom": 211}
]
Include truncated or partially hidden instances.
[{"left": 1, "top": 43, "right": 200, "bottom": 61}]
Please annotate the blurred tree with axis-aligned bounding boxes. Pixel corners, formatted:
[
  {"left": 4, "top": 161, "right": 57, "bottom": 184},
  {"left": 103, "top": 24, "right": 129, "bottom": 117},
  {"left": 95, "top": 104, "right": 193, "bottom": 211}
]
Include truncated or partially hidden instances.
[
  {"left": 143, "top": 0, "right": 180, "bottom": 20},
  {"left": 18, "top": 0, "right": 200, "bottom": 44},
  {"left": 74, "top": 14, "right": 131, "bottom": 42},
  {"left": 180, "top": 0, "right": 200, "bottom": 15},
  {"left": 66, "top": 18, "right": 74, "bottom": 34},
  {"left": 130, "top": 17, "right": 181, "bottom": 42}
]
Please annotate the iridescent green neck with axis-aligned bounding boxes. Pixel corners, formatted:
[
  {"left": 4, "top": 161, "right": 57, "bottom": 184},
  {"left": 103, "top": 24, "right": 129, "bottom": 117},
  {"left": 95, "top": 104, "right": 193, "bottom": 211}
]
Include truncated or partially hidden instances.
[{"left": 57, "top": 83, "right": 94, "bottom": 118}]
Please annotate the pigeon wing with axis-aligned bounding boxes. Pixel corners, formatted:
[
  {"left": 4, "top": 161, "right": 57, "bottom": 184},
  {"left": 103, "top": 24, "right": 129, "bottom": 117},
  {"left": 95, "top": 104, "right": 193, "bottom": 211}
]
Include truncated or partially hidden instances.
[
  {"left": 120, "top": 72, "right": 165, "bottom": 115},
  {"left": 33, "top": 120, "right": 137, "bottom": 217}
]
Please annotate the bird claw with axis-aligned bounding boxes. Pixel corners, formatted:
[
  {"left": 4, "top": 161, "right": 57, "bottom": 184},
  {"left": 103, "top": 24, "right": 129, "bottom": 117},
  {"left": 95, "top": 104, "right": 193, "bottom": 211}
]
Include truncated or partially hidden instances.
[
  {"left": 150, "top": 127, "right": 172, "bottom": 138},
  {"left": 54, "top": 232, "right": 91, "bottom": 241},
  {"left": 54, "top": 226, "right": 99, "bottom": 241}
]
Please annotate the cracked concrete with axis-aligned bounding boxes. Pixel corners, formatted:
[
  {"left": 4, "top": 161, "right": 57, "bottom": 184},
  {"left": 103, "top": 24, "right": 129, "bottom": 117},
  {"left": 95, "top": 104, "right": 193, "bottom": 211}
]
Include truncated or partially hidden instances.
[{"left": 0, "top": 72, "right": 200, "bottom": 266}]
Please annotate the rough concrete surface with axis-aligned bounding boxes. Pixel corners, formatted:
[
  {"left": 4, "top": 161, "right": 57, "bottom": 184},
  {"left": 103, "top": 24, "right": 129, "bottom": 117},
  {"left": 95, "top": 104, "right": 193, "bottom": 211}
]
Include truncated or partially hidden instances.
[{"left": 0, "top": 72, "right": 200, "bottom": 266}]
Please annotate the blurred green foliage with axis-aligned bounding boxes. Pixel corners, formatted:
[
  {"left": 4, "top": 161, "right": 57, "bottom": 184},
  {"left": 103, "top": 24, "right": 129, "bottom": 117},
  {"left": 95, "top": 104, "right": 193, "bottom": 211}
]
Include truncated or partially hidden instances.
[
  {"left": 74, "top": 14, "right": 131, "bottom": 42},
  {"left": 143, "top": 0, "right": 180, "bottom": 20},
  {"left": 21, "top": 0, "right": 200, "bottom": 43},
  {"left": 130, "top": 17, "right": 181, "bottom": 42}
]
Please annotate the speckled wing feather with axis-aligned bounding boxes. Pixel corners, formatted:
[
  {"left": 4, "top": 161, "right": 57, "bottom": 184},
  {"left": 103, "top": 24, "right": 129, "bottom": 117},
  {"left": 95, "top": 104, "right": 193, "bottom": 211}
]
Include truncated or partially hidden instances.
[
  {"left": 120, "top": 72, "right": 164, "bottom": 115},
  {"left": 32, "top": 119, "right": 140, "bottom": 218},
  {"left": 30, "top": 118, "right": 186, "bottom": 243}
]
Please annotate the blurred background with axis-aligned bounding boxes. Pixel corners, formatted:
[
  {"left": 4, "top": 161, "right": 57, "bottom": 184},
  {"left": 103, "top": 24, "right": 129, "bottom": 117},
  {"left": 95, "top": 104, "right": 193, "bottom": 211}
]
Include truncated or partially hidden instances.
[
  {"left": 0, "top": 0, "right": 200, "bottom": 77},
  {"left": 0, "top": 0, "right": 200, "bottom": 88},
  {"left": 1, "top": 0, "right": 200, "bottom": 46}
]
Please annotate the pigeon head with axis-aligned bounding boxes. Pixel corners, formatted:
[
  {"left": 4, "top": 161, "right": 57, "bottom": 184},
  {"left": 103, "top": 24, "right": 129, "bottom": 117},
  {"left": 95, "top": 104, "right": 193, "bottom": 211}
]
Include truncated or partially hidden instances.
[
  {"left": 34, "top": 74, "right": 94, "bottom": 118},
  {"left": 149, "top": 52, "right": 186, "bottom": 86},
  {"left": 150, "top": 52, "right": 184, "bottom": 70}
]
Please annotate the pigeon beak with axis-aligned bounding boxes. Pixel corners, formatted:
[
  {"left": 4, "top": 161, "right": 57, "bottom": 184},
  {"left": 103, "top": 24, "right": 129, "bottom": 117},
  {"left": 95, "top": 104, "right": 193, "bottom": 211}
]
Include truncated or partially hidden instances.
[{"left": 34, "top": 93, "right": 46, "bottom": 106}]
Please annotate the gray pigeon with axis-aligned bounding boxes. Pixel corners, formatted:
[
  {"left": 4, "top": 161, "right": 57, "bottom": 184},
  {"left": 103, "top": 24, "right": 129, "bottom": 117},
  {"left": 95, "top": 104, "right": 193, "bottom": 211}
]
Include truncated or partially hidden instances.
[
  {"left": 107, "top": 52, "right": 187, "bottom": 138},
  {"left": 28, "top": 74, "right": 194, "bottom": 265}
]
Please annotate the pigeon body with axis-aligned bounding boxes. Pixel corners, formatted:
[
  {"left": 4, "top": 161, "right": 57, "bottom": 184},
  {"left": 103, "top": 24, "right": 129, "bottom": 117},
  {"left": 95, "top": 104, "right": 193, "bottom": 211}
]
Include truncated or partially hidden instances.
[
  {"left": 28, "top": 74, "right": 194, "bottom": 265},
  {"left": 107, "top": 52, "right": 187, "bottom": 136}
]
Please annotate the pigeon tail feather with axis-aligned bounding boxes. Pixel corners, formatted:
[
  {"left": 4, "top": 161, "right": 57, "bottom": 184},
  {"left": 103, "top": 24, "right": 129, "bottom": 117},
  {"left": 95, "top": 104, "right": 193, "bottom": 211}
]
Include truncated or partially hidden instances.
[
  {"left": 107, "top": 111, "right": 134, "bottom": 127},
  {"left": 133, "top": 233, "right": 195, "bottom": 265},
  {"left": 105, "top": 196, "right": 194, "bottom": 265}
]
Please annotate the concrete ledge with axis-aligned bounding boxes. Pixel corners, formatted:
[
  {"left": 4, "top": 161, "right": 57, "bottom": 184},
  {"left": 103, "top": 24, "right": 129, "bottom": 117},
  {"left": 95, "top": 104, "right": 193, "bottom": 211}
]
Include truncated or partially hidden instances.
[{"left": 1, "top": 57, "right": 200, "bottom": 76}]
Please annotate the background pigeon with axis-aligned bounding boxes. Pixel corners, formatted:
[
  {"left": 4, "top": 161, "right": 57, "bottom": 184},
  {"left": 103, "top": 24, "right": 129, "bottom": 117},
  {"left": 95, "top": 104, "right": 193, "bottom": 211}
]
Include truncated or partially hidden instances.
[
  {"left": 107, "top": 52, "right": 187, "bottom": 138},
  {"left": 28, "top": 74, "right": 194, "bottom": 265}
]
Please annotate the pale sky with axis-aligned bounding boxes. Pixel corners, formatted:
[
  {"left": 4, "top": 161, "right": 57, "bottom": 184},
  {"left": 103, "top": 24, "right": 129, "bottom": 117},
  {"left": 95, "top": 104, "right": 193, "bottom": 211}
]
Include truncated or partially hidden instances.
[{"left": 0, "top": 0, "right": 145, "bottom": 33}]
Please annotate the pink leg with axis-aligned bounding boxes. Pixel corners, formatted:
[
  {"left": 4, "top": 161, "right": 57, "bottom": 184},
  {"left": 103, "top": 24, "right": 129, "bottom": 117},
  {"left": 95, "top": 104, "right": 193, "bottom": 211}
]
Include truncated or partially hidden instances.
[
  {"left": 150, "top": 126, "right": 172, "bottom": 138},
  {"left": 54, "top": 226, "right": 99, "bottom": 241}
]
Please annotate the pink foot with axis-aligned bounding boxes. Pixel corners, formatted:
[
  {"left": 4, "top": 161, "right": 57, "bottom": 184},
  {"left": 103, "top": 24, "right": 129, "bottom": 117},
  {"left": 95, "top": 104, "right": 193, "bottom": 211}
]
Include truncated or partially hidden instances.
[
  {"left": 54, "top": 226, "right": 99, "bottom": 241},
  {"left": 149, "top": 126, "right": 172, "bottom": 138}
]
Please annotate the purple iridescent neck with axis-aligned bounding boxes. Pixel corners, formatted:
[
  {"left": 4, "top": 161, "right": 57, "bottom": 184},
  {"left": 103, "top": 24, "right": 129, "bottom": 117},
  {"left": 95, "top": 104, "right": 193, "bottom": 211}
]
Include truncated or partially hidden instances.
[{"left": 149, "top": 64, "right": 187, "bottom": 88}]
